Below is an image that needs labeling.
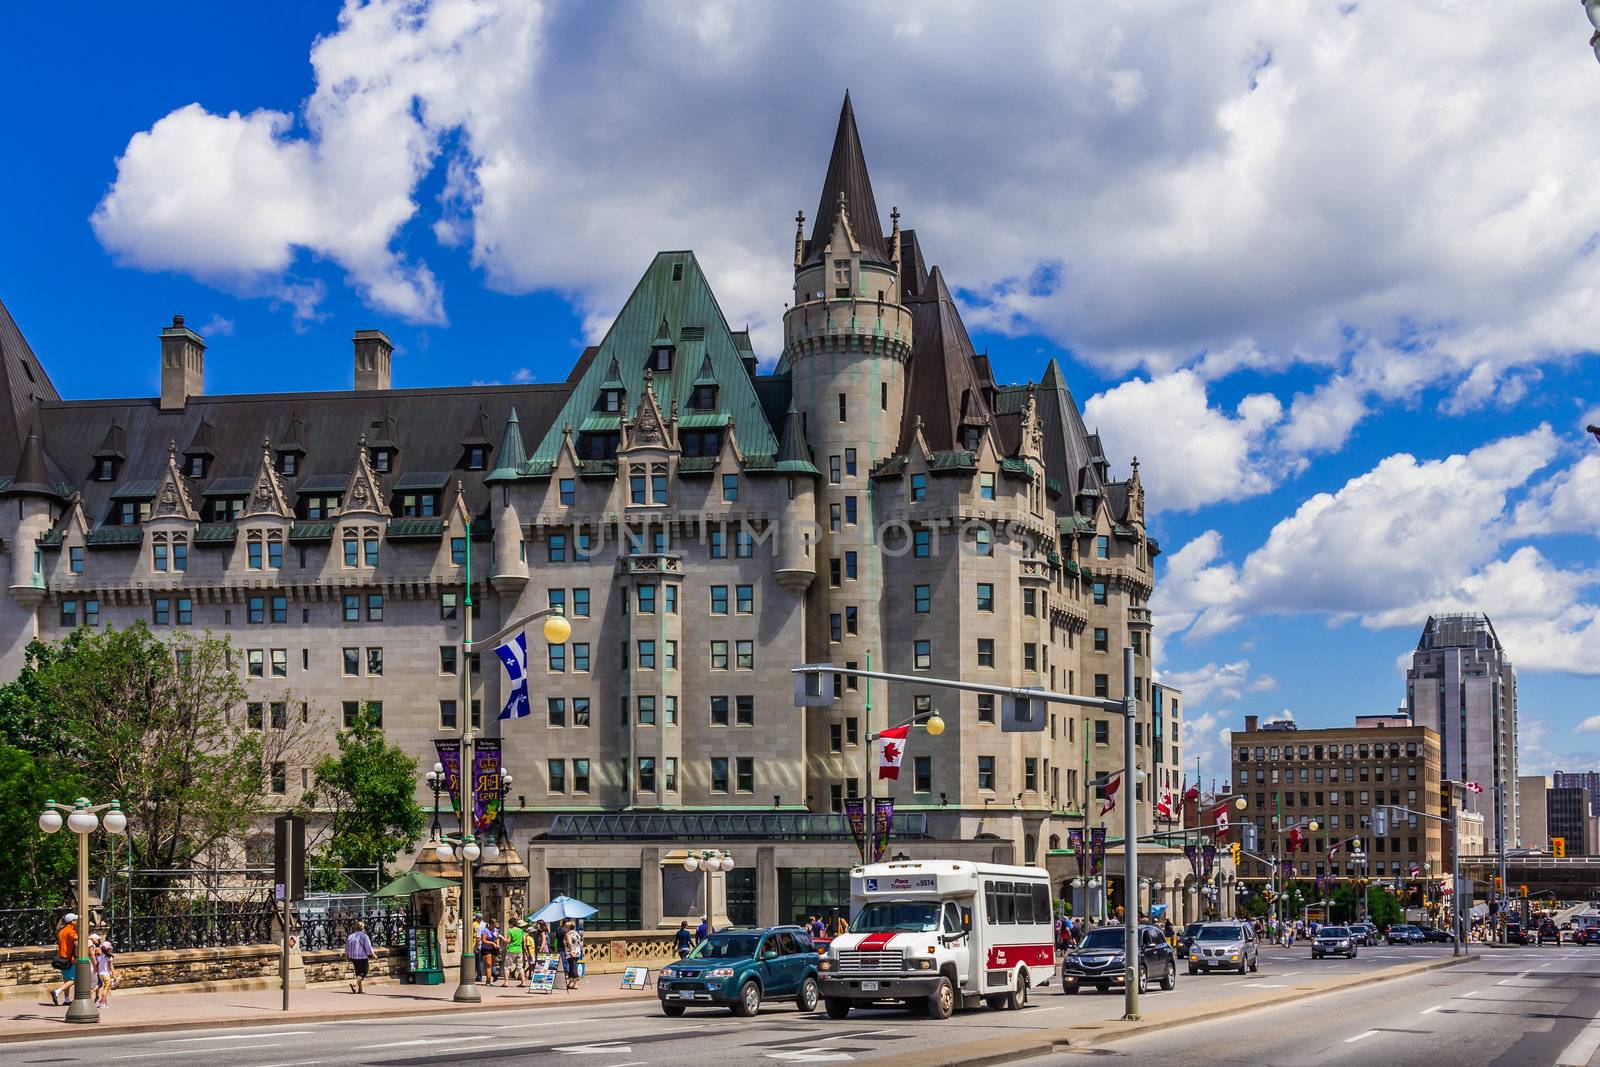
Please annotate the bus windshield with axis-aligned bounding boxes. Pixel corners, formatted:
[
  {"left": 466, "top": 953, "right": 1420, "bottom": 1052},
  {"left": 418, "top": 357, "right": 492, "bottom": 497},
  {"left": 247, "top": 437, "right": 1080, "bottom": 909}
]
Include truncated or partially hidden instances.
[{"left": 851, "top": 901, "right": 941, "bottom": 933}]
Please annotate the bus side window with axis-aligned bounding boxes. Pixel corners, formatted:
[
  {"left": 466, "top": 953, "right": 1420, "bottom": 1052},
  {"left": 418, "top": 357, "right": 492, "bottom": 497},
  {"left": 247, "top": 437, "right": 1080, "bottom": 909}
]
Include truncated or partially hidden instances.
[
  {"left": 984, "top": 881, "right": 998, "bottom": 924},
  {"left": 1014, "top": 884, "right": 1034, "bottom": 924},
  {"left": 943, "top": 902, "right": 963, "bottom": 935},
  {"left": 995, "top": 881, "right": 1016, "bottom": 924},
  {"left": 1032, "top": 883, "right": 1050, "bottom": 922}
]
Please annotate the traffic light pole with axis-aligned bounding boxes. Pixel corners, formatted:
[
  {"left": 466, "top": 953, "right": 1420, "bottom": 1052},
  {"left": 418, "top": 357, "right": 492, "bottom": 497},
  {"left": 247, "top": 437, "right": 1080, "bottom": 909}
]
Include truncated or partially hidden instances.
[{"left": 1387, "top": 799, "right": 1463, "bottom": 958}]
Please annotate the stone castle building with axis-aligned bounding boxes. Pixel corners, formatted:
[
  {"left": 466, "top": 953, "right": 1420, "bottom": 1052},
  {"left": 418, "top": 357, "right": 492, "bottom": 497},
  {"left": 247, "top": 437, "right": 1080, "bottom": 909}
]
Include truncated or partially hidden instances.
[{"left": 0, "top": 96, "right": 1182, "bottom": 928}]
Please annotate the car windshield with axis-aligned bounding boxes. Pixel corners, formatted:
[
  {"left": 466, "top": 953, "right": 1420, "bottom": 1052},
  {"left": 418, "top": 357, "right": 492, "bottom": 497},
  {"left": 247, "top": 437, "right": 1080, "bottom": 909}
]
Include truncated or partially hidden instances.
[
  {"left": 688, "top": 933, "right": 761, "bottom": 959},
  {"left": 851, "top": 901, "right": 941, "bottom": 934},
  {"left": 1184, "top": 923, "right": 1204, "bottom": 936},
  {"left": 1079, "top": 929, "right": 1125, "bottom": 951},
  {"left": 1197, "top": 927, "right": 1243, "bottom": 942},
  {"left": 1320, "top": 927, "right": 1350, "bottom": 938}
]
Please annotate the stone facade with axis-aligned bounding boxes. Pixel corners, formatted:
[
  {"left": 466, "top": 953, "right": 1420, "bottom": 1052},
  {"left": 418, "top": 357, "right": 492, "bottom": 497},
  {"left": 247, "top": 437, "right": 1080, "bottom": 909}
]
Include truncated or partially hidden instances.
[{"left": 0, "top": 96, "right": 1181, "bottom": 929}]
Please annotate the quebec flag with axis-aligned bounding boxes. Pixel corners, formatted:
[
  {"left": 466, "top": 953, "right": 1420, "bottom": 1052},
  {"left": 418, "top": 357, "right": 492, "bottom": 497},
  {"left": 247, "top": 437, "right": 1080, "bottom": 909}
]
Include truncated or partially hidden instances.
[{"left": 495, "top": 632, "right": 530, "bottom": 720}]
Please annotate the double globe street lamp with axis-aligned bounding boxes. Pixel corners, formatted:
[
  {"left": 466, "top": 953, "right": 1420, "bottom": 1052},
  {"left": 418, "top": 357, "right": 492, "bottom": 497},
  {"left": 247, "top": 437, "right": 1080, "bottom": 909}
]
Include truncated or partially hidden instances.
[
  {"left": 39, "top": 797, "right": 127, "bottom": 1023},
  {"left": 684, "top": 849, "right": 736, "bottom": 932}
]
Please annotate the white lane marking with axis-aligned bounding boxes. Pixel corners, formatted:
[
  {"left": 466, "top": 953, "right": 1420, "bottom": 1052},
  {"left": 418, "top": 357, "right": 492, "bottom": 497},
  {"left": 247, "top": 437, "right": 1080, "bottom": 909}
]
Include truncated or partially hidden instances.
[
  {"left": 1421, "top": 1005, "right": 1444, "bottom": 1014},
  {"left": 354, "top": 1035, "right": 497, "bottom": 1051},
  {"left": 553, "top": 1043, "right": 636, "bottom": 1055},
  {"left": 489, "top": 1018, "right": 605, "bottom": 1029},
  {"left": 1462, "top": 990, "right": 1479, "bottom": 997},
  {"left": 1345, "top": 1030, "right": 1379, "bottom": 1044},
  {"left": 163, "top": 1032, "right": 314, "bottom": 1042},
  {"left": 255, "top": 1062, "right": 323, "bottom": 1067},
  {"left": 1556, "top": 1022, "right": 1600, "bottom": 1066},
  {"left": 823, "top": 1029, "right": 894, "bottom": 1041},
  {"left": 601, "top": 1062, "right": 646, "bottom": 1067},
  {"left": 114, "top": 1046, "right": 283, "bottom": 1061}
]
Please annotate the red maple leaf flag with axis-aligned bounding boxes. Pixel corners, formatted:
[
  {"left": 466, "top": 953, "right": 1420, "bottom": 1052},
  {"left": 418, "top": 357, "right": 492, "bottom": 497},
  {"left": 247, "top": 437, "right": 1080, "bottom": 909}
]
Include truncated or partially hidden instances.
[
  {"left": 1099, "top": 773, "right": 1121, "bottom": 817},
  {"left": 1287, "top": 825, "right": 1305, "bottom": 853},
  {"left": 1183, "top": 781, "right": 1200, "bottom": 805},
  {"left": 877, "top": 724, "right": 912, "bottom": 780},
  {"left": 1211, "top": 798, "right": 1232, "bottom": 838},
  {"left": 1155, "top": 785, "right": 1174, "bottom": 819}
]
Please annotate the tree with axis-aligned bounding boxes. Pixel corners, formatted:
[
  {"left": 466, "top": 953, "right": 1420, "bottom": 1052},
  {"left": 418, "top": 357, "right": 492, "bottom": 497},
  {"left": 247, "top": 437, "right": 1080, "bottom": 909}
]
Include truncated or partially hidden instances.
[
  {"left": 0, "top": 743, "right": 81, "bottom": 906},
  {"left": 0, "top": 623, "right": 319, "bottom": 874},
  {"left": 1367, "top": 885, "right": 1404, "bottom": 928},
  {"left": 305, "top": 703, "right": 424, "bottom": 887}
]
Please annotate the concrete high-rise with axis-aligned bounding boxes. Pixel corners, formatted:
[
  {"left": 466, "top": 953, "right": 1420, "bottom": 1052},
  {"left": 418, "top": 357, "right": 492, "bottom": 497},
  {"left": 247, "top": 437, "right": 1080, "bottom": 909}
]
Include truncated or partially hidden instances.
[
  {"left": 1554, "top": 771, "right": 1600, "bottom": 816},
  {"left": 1404, "top": 613, "right": 1518, "bottom": 856}
]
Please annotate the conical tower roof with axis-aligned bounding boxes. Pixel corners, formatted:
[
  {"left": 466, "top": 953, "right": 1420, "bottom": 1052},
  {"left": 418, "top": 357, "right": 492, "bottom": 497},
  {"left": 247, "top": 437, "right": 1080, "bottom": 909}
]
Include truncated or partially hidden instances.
[
  {"left": 2, "top": 421, "right": 60, "bottom": 499},
  {"left": 486, "top": 407, "right": 528, "bottom": 483},
  {"left": 803, "top": 93, "right": 889, "bottom": 267},
  {"left": 775, "top": 400, "right": 819, "bottom": 475}
]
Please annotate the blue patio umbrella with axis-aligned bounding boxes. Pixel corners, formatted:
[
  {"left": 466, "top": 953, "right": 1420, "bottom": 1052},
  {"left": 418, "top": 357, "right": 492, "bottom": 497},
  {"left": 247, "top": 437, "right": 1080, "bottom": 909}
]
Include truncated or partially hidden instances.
[{"left": 528, "top": 895, "right": 598, "bottom": 923}]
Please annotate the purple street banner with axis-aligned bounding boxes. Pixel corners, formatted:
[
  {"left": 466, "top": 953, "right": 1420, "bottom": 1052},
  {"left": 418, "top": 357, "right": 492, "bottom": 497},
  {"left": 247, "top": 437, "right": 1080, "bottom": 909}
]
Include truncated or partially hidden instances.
[
  {"left": 1068, "top": 829, "right": 1086, "bottom": 875},
  {"left": 1090, "top": 827, "right": 1107, "bottom": 876},
  {"left": 432, "top": 738, "right": 502, "bottom": 835},
  {"left": 872, "top": 798, "right": 894, "bottom": 863},
  {"left": 473, "top": 738, "right": 502, "bottom": 836},
  {"left": 434, "top": 739, "right": 462, "bottom": 818},
  {"left": 1201, "top": 843, "right": 1217, "bottom": 879},
  {"left": 1183, "top": 842, "right": 1199, "bottom": 879},
  {"left": 844, "top": 798, "right": 867, "bottom": 862}
]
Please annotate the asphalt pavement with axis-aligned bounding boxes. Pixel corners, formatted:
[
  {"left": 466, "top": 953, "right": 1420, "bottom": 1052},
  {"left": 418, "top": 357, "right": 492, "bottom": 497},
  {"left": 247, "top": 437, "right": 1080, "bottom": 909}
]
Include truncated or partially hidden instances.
[
  {"left": 0, "top": 944, "right": 1473, "bottom": 1066},
  {"left": 1012, "top": 944, "right": 1600, "bottom": 1066}
]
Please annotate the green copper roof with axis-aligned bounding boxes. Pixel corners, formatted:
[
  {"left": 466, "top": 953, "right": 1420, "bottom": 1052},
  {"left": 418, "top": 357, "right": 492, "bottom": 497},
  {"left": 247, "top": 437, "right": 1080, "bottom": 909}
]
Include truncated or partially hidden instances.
[
  {"left": 86, "top": 525, "right": 143, "bottom": 546},
  {"left": 194, "top": 523, "right": 237, "bottom": 543},
  {"left": 529, "top": 252, "right": 780, "bottom": 467},
  {"left": 388, "top": 518, "right": 447, "bottom": 539},
  {"left": 290, "top": 522, "right": 334, "bottom": 541},
  {"left": 485, "top": 406, "right": 529, "bottom": 484}
]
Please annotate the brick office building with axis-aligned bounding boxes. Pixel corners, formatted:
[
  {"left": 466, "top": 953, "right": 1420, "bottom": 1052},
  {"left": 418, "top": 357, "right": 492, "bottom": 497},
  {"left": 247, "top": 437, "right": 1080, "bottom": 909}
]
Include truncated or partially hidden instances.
[{"left": 0, "top": 97, "right": 1181, "bottom": 928}]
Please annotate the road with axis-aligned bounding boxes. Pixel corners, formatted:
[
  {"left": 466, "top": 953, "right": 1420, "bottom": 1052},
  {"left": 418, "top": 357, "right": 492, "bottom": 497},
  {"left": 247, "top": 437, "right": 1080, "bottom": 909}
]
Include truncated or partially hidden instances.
[
  {"left": 3, "top": 944, "right": 1472, "bottom": 1066},
  {"left": 1013, "top": 943, "right": 1600, "bottom": 1066}
]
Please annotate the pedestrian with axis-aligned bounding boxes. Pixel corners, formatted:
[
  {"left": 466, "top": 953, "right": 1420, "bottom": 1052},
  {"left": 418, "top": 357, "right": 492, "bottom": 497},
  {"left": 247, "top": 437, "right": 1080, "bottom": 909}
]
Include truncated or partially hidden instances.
[
  {"left": 506, "top": 920, "right": 527, "bottom": 986},
  {"left": 1162, "top": 918, "right": 1175, "bottom": 941},
  {"left": 48, "top": 912, "right": 78, "bottom": 1006},
  {"left": 695, "top": 914, "right": 711, "bottom": 944},
  {"left": 472, "top": 914, "right": 485, "bottom": 982},
  {"left": 561, "top": 920, "right": 583, "bottom": 990},
  {"left": 674, "top": 920, "right": 694, "bottom": 959},
  {"left": 535, "top": 919, "right": 552, "bottom": 956},
  {"left": 479, "top": 918, "right": 501, "bottom": 986},
  {"left": 93, "top": 935, "right": 116, "bottom": 1007},
  {"left": 345, "top": 920, "right": 374, "bottom": 994}
]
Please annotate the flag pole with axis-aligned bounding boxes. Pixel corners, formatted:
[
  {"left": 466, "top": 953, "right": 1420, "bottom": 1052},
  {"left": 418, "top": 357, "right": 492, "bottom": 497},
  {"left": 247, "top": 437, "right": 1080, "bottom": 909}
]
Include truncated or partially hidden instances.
[{"left": 864, "top": 649, "right": 873, "bottom": 863}]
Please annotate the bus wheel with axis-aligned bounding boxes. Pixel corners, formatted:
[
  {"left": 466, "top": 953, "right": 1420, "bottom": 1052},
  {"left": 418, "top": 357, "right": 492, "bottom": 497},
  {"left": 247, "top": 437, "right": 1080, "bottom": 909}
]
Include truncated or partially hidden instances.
[
  {"left": 927, "top": 977, "right": 955, "bottom": 1020},
  {"left": 984, "top": 995, "right": 1007, "bottom": 1010},
  {"left": 824, "top": 998, "right": 851, "bottom": 1020},
  {"left": 1005, "top": 974, "right": 1028, "bottom": 1010}
]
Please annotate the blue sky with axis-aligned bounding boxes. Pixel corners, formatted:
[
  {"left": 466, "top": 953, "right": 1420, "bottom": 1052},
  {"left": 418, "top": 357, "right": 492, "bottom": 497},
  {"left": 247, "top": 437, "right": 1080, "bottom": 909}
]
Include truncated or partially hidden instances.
[{"left": 4, "top": 2, "right": 1599, "bottom": 787}]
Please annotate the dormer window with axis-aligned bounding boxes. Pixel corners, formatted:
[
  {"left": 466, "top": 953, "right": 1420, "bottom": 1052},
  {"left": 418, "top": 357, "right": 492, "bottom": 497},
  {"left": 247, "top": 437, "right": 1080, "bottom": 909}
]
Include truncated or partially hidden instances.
[
  {"left": 302, "top": 494, "right": 342, "bottom": 520},
  {"left": 276, "top": 452, "right": 299, "bottom": 477},
  {"left": 691, "top": 385, "right": 718, "bottom": 411},
  {"left": 94, "top": 458, "right": 117, "bottom": 482},
  {"left": 464, "top": 446, "right": 487, "bottom": 471},
  {"left": 650, "top": 345, "right": 674, "bottom": 372},
  {"left": 117, "top": 500, "right": 151, "bottom": 525},
  {"left": 599, "top": 389, "right": 624, "bottom": 413},
  {"left": 833, "top": 258, "right": 851, "bottom": 297},
  {"left": 680, "top": 429, "right": 722, "bottom": 458},
  {"left": 961, "top": 426, "right": 983, "bottom": 451},
  {"left": 184, "top": 454, "right": 207, "bottom": 478},
  {"left": 370, "top": 448, "right": 392, "bottom": 473},
  {"left": 207, "top": 496, "right": 245, "bottom": 522},
  {"left": 401, "top": 492, "right": 439, "bottom": 517},
  {"left": 578, "top": 431, "right": 620, "bottom": 460}
]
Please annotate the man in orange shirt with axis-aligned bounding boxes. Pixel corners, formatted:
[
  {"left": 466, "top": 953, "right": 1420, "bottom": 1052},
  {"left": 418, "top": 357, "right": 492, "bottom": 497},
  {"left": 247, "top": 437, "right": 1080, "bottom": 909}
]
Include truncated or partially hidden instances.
[{"left": 49, "top": 913, "right": 78, "bottom": 1006}]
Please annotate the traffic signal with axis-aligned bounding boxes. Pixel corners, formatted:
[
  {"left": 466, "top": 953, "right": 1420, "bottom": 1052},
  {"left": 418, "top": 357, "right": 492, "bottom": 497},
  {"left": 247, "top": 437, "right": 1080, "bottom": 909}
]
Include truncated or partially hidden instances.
[
  {"left": 1521, "top": 885, "right": 1529, "bottom": 897},
  {"left": 1495, "top": 876, "right": 1503, "bottom": 892},
  {"left": 1553, "top": 837, "right": 1567, "bottom": 858},
  {"left": 1440, "top": 781, "right": 1452, "bottom": 812},
  {"left": 1231, "top": 842, "right": 1242, "bottom": 867}
]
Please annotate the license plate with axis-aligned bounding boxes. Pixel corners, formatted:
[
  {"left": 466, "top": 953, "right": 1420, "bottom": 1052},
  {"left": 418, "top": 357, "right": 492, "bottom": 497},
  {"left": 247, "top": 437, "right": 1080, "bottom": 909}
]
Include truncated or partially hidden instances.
[
  {"left": 675, "top": 991, "right": 698, "bottom": 1000},
  {"left": 860, "top": 981, "right": 879, "bottom": 991}
]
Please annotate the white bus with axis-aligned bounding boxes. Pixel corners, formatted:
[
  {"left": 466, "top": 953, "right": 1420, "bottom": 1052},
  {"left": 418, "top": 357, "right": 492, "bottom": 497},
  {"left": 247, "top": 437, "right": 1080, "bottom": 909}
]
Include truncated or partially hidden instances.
[{"left": 818, "top": 860, "right": 1054, "bottom": 1019}]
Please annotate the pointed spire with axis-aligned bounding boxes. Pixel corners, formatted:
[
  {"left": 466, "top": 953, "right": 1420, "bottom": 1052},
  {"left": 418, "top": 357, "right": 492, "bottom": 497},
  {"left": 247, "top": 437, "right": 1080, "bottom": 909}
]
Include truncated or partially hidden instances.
[
  {"left": 486, "top": 407, "right": 528, "bottom": 484},
  {"left": 803, "top": 93, "right": 888, "bottom": 266},
  {"left": 150, "top": 439, "right": 199, "bottom": 521},
  {"left": 775, "top": 400, "right": 819, "bottom": 476},
  {"left": 2, "top": 420, "right": 59, "bottom": 499},
  {"left": 794, "top": 210, "right": 806, "bottom": 267},
  {"left": 339, "top": 433, "right": 390, "bottom": 517},
  {"left": 242, "top": 436, "right": 292, "bottom": 518}
]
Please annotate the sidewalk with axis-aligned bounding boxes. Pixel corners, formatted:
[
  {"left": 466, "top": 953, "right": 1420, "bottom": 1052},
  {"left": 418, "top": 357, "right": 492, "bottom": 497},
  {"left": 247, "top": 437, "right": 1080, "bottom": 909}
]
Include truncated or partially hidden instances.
[{"left": 3, "top": 976, "right": 655, "bottom": 1044}]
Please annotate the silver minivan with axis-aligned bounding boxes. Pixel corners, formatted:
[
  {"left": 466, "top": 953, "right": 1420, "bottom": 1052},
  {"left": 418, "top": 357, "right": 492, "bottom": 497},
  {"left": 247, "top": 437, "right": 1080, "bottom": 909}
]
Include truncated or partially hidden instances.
[{"left": 1184, "top": 921, "right": 1258, "bottom": 975}]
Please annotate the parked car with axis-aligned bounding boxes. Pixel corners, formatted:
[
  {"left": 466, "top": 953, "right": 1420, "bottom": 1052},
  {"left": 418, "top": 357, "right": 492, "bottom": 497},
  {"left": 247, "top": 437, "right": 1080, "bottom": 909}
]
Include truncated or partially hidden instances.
[
  {"left": 1175, "top": 922, "right": 1205, "bottom": 958},
  {"left": 1185, "top": 922, "right": 1257, "bottom": 975},
  {"left": 1349, "top": 922, "right": 1379, "bottom": 946},
  {"left": 657, "top": 926, "right": 821, "bottom": 1016},
  {"left": 1311, "top": 925, "right": 1359, "bottom": 959},
  {"left": 1061, "top": 924, "right": 1176, "bottom": 995},
  {"left": 1505, "top": 921, "right": 1529, "bottom": 945},
  {"left": 1386, "top": 925, "right": 1425, "bottom": 945},
  {"left": 1538, "top": 920, "right": 1562, "bottom": 945},
  {"left": 1415, "top": 925, "right": 1452, "bottom": 943},
  {"left": 1571, "top": 927, "right": 1600, "bottom": 946}
]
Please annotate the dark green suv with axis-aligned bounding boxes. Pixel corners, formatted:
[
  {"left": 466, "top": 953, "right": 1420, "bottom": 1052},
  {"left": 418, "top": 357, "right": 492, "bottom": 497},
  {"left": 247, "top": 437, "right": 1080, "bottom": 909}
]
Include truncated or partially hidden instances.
[{"left": 657, "top": 926, "right": 821, "bottom": 1017}]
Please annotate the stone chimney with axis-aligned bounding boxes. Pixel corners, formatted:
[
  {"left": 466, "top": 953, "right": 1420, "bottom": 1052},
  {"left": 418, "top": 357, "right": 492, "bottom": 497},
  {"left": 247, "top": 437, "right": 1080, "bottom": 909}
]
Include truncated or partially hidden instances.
[
  {"left": 1244, "top": 714, "right": 1259, "bottom": 733},
  {"left": 159, "top": 314, "right": 205, "bottom": 411},
  {"left": 353, "top": 329, "right": 393, "bottom": 391}
]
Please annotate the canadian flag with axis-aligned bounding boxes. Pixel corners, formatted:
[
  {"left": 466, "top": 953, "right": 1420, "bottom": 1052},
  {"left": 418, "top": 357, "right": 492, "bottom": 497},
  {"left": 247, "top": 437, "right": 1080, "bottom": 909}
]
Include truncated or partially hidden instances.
[
  {"left": 1183, "top": 781, "right": 1200, "bottom": 805},
  {"left": 877, "top": 724, "right": 911, "bottom": 780},
  {"left": 1328, "top": 840, "right": 1342, "bottom": 859},
  {"left": 1463, "top": 781, "right": 1484, "bottom": 794},
  {"left": 1211, "top": 799, "right": 1232, "bottom": 838},
  {"left": 1287, "top": 825, "right": 1305, "bottom": 853},
  {"left": 1155, "top": 786, "right": 1174, "bottom": 820},
  {"left": 1100, "top": 773, "right": 1121, "bottom": 817}
]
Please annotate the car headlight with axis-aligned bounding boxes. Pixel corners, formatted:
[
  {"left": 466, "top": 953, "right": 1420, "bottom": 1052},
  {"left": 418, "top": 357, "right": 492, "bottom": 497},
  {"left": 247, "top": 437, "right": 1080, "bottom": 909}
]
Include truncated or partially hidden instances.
[
  {"left": 1188, "top": 952, "right": 1199, "bottom": 960},
  {"left": 707, "top": 968, "right": 735, "bottom": 978},
  {"left": 913, "top": 958, "right": 934, "bottom": 971}
]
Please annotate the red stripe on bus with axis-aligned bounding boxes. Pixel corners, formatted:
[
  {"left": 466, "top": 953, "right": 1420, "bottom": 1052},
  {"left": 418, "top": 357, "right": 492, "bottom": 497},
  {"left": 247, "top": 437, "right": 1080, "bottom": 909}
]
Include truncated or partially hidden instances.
[
  {"left": 986, "top": 944, "right": 1055, "bottom": 969},
  {"left": 858, "top": 932, "right": 897, "bottom": 951}
]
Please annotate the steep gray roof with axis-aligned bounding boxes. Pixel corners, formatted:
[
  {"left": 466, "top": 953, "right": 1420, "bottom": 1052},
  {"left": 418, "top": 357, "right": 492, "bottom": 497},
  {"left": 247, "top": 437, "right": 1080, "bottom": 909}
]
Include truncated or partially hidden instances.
[{"left": 803, "top": 93, "right": 890, "bottom": 267}]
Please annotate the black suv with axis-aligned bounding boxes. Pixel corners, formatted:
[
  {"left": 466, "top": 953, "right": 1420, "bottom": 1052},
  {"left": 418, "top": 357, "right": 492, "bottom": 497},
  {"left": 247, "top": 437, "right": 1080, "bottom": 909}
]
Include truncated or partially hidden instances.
[{"left": 1061, "top": 924, "right": 1176, "bottom": 995}]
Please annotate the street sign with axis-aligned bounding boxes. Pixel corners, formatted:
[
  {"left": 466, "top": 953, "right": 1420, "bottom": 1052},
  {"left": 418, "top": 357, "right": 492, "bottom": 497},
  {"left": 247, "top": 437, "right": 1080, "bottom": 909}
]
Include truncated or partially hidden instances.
[
  {"left": 1374, "top": 807, "right": 1388, "bottom": 837},
  {"left": 1243, "top": 822, "right": 1259, "bottom": 852},
  {"left": 1001, "top": 688, "right": 1048, "bottom": 732},
  {"left": 793, "top": 666, "right": 833, "bottom": 707}
]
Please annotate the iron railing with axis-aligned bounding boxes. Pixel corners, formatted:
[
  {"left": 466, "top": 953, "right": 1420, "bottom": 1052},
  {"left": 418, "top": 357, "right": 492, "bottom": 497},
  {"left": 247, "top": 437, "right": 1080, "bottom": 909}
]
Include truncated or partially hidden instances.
[
  {"left": 299, "top": 907, "right": 409, "bottom": 953},
  {"left": 0, "top": 908, "right": 59, "bottom": 949}
]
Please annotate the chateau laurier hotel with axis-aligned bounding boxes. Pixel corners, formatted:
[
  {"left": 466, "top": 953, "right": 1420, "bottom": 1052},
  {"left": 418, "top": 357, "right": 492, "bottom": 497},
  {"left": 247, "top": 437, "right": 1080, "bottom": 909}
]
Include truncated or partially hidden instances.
[{"left": 0, "top": 98, "right": 1185, "bottom": 928}]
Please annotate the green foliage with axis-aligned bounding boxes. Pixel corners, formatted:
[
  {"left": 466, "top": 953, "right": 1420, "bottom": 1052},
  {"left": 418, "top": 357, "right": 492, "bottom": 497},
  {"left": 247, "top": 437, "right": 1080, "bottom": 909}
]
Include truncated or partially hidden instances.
[
  {"left": 1328, "top": 882, "right": 1361, "bottom": 923},
  {"left": 1367, "top": 886, "right": 1404, "bottom": 928},
  {"left": 0, "top": 744, "right": 81, "bottom": 906},
  {"left": 0, "top": 623, "right": 315, "bottom": 875},
  {"left": 306, "top": 703, "right": 424, "bottom": 884}
]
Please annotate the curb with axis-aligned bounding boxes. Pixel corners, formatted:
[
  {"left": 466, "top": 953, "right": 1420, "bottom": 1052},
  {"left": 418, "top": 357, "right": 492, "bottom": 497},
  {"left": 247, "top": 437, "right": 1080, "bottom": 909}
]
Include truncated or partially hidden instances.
[
  {"left": 883, "top": 954, "right": 1474, "bottom": 1067},
  {"left": 0, "top": 987, "right": 654, "bottom": 1045}
]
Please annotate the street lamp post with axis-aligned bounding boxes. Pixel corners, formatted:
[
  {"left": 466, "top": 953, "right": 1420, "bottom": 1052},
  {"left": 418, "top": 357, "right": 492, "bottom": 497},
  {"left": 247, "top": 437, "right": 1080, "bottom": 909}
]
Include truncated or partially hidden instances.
[
  {"left": 445, "top": 527, "right": 572, "bottom": 1005},
  {"left": 863, "top": 708, "right": 944, "bottom": 863},
  {"left": 683, "top": 850, "right": 735, "bottom": 932},
  {"left": 39, "top": 797, "right": 126, "bottom": 1023}
]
